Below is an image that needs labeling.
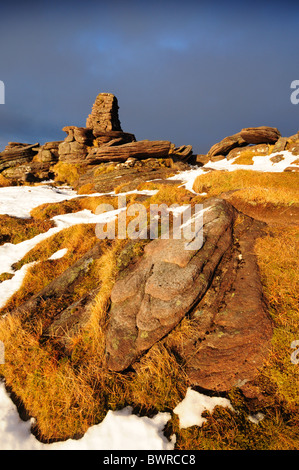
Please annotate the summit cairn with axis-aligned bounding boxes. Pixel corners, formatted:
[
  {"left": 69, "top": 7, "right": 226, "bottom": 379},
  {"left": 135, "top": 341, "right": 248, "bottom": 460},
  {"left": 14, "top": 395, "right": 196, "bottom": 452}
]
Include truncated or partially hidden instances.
[
  {"left": 58, "top": 92, "right": 179, "bottom": 165},
  {"left": 86, "top": 92, "right": 122, "bottom": 133}
]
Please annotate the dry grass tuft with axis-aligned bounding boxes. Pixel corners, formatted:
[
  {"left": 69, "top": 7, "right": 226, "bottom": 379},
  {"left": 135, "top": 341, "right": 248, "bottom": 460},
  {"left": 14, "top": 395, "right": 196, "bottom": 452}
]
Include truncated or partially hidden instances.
[
  {"left": 52, "top": 162, "right": 85, "bottom": 186},
  {"left": 0, "top": 174, "right": 11, "bottom": 187}
]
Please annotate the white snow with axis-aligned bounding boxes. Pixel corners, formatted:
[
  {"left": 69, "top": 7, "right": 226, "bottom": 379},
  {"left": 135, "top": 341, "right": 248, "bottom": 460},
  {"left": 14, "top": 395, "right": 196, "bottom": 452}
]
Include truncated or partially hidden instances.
[
  {"left": 0, "top": 185, "right": 79, "bottom": 219},
  {"left": 48, "top": 248, "right": 68, "bottom": 260},
  {"left": 173, "top": 387, "right": 234, "bottom": 428},
  {"left": 248, "top": 412, "right": 265, "bottom": 424},
  {"left": 0, "top": 381, "right": 174, "bottom": 450},
  {"left": 0, "top": 262, "right": 36, "bottom": 310}
]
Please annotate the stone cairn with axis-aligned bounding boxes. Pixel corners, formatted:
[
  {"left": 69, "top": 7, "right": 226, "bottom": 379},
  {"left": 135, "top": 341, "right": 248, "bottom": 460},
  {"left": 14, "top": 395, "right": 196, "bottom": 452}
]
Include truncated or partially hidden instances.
[
  {"left": 58, "top": 92, "right": 189, "bottom": 165},
  {"left": 0, "top": 92, "right": 194, "bottom": 183}
]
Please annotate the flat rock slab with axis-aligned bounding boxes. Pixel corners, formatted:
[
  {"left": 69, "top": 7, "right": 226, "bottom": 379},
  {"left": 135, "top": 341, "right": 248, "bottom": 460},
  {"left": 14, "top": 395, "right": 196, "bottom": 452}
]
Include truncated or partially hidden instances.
[{"left": 105, "top": 197, "right": 236, "bottom": 371}]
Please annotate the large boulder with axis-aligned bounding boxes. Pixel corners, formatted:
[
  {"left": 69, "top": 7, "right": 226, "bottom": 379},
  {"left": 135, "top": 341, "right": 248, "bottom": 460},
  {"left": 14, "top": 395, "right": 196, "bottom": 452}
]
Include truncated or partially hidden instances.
[
  {"left": 105, "top": 198, "right": 236, "bottom": 371},
  {"left": 86, "top": 140, "right": 172, "bottom": 164},
  {"left": 105, "top": 198, "right": 273, "bottom": 393},
  {"left": 240, "top": 126, "right": 281, "bottom": 145},
  {"left": 207, "top": 133, "right": 246, "bottom": 157}
]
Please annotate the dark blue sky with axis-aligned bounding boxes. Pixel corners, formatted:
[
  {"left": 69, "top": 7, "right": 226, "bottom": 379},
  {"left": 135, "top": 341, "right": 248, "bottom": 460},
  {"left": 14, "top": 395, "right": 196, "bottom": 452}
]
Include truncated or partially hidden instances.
[{"left": 0, "top": 0, "right": 299, "bottom": 154}]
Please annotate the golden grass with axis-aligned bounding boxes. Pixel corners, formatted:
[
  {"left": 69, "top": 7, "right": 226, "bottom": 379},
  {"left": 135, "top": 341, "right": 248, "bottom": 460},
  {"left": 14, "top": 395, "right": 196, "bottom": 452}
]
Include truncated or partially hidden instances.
[
  {"left": 145, "top": 183, "right": 194, "bottom": 206},
  {"left": 0, "top": 214, "right": 54, "bottom": 245},
  {"left": 255, "top": 226, "right": 299, "bottom": 409},
  {"left": 232, "top": 145, "right": 274, "bottom": 165},
  {"left": 231, "top": 149, "right": 256, "bottom": 165},
  {"left": 93, "top": 163, "right": 116, "bottom": 176},
  {"left": 192, "top": 170, "right": 299, "bottom": 206},
  {"left": 0, "top": 173, "right": 11, "bottom": 187},
  {"left": 0, "top": 168, "right": 298, "bottom": 447},
  {"left": 30, "top": 195, "right": 119, "bottom": 220},
  {"left": 0, "top": 314, "right": 101, "bottom": 440},
  {"left": 52, "top": 162, "right": 85, "bottom": 186},
  {"left": 231, "top": 187, "right": 299, "bottom": 206}
]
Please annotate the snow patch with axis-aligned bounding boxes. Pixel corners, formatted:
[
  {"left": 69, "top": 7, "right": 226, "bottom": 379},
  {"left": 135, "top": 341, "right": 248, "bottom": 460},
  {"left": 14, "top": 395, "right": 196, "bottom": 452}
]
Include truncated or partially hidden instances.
[{"left": 173, "top": 387, "right": 234, "bottom": 428}]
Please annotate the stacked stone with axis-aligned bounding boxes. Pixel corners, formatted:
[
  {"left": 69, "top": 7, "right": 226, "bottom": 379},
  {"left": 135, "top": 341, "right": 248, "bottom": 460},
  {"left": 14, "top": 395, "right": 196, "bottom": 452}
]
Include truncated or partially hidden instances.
[
  {"left": 58, "top": 127, "right": 93, "bottom": 163},
  {"left": 86, "top": 92, "right": 122, "bottom": 134},
  {"left": 0, "top": 143, "right": 39, "bottom": 171},
  {"left": 58, "top": 93, "right": 136, "bottom": 163},
  {"left": 35, "top": 141, "right": 61, "bottom": 163}
]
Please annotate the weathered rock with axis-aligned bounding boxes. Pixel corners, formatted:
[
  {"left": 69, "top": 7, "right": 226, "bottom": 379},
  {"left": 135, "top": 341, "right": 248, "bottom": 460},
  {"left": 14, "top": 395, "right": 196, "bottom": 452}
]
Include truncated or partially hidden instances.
[
  {"left": 240, "top": 126, "right": 281, "bottom": 145},
  {"left": 272, "top": 136, "right": 288, "bottom": 153},
  {"left": 207, "top": 133, "right": 246, "bottom": 157},
  {"left": 12, "top": 243, "right": 103, "bottom": 318},
  {"left": 196, "top": 154, "right": 210, "bottom": 165},
  {"left": 105, "top": 198, "right": 236, "bottom": 371},
  {"left": 210, "top": 154, "right": 226, "bottom": 162},
  {"left": 288, "top": 143, "right": 299, "bottom": 156},
  {"left": 62, "top": 126, "right": 93, "bottom": 145},
  {"left": 75, "top": 159, "right": 182, "bottom": 194},
  {"left": 93, "top": 130, "right": 136, "bottom": 145},
  {"left": 86, "top": 140, "right": 172, "bottom": 164},
  {"left": 44, "top": 289, "right": 98, "bottom": 353},
  {"left": 86, "top": 92, "right": 122, "bottom": 133},
  {"left": 226, "top": 144, "right": 269, "bottom": 160},
  {"left": 43, "top": 141, "right": 62, "bottom": 151},
  {"left": 35, "top": 141, "right": 62, "bottom": 164},
  {"left": 284, "top": 166, "right": 299, "bottom": 172},
  {"left": 62, "top": 126, "right": 75, "bottom": 142},
  {"left": 0, "top": 143, "right": 39, "bottom": 171},
  {"left": 58, "top": 141, "right": 89, "bottom": 162},
  {"left": 3, "top": 142, "right": 39, "bottom": 152},
  {"left": 286, "top": 131, "right": 299, "bottom": 144},
  {"left": 181, "top": 215, "right": 273, "bottom": 392},
  {"left": 270, "top": 154, "right": 284, "bottom": 164},
  {"left": 2, "top": 162, "right": 54, "bottom": 183}
]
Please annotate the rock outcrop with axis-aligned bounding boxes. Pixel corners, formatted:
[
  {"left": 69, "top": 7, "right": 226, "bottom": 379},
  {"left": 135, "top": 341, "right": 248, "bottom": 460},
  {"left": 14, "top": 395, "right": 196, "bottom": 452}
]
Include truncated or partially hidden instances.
[
  {"left": 240, "top": 126, "right": 281, "bottom": 145},
  {"left": 0, "top": 143, "right": 39, "bottom": 171},
  {"left": 104, "top": 197, "right": 273, "bottom": 392},
  {"left": 105, "top": 197, "right": 236, "bottom": 372},
  {"left": 195, "top": 126, "right": 284, "bottom": 164},
  {"left": 85, "top": 139, "right": 172, "bottom": 164},
  {"left": 207, "top": 133, "right": 247, "bottom": 158},
  {"left": 57, "top": 93, "right": 179, "bottom": 165}
]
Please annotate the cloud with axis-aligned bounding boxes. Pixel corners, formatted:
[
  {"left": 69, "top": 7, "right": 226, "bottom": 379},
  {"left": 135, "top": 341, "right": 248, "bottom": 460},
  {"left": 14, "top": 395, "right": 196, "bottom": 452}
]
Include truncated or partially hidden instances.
[{"left": 0, "top": 0, "right": 299, "bottom": 153}]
